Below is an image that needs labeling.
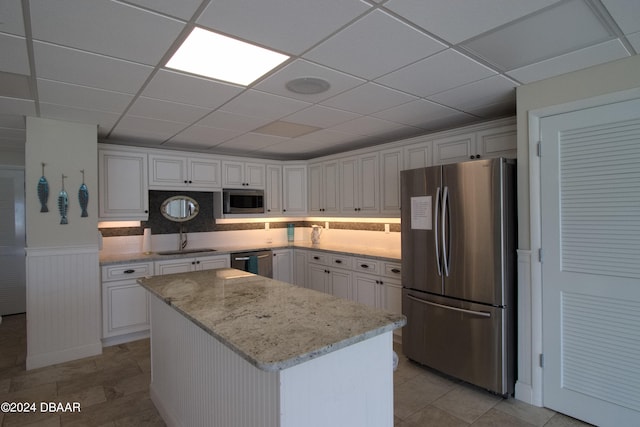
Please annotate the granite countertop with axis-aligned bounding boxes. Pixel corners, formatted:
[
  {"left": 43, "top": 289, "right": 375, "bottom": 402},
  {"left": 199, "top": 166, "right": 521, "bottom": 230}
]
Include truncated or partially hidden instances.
[
  {"left": 100, "top": 241, "right": 401, "bottom": 265},
  {"left": 138, "top": 268, "right": 406, "bottom": 372}
]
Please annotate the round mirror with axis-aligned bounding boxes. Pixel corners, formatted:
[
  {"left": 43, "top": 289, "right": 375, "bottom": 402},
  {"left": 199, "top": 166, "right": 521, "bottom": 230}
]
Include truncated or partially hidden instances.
[{"left": 160, "top": 196, "right": 199, "bottom": 222}]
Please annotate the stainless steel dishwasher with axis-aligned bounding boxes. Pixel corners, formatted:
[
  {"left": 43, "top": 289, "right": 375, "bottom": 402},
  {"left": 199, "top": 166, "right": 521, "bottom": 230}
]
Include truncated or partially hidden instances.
[{"left": 230, "top": 250, "right": 273, "bottom": 278}]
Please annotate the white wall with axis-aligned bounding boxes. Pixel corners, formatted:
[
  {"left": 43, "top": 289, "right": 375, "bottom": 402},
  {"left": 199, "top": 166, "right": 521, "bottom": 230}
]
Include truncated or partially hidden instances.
[
  {"left": 25, "top": 117, "right": 98, "bottom": 247},
  {"left": 515, "top": 54, "right": 640, "bottom": 405},
  {"left": 25, "top": 117, "right": 101, "bottom": 369}
]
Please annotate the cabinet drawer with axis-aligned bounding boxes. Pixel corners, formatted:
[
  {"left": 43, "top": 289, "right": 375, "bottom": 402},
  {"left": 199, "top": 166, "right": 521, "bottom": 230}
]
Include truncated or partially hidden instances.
[
  {"left": 354, "top": 258, "right": 380, "bottom": 274},
  {"left": 308, "top": 251, "right": 328, "bottom": 265},
  {"left": 102, "top": 262, "right": 153, "bottom": 282},
  {"left": 330, "top": 254, "right": 352, "bottom": 269},
  {"left": 382, "top": 262, "right": 402, "bottom": 279}
]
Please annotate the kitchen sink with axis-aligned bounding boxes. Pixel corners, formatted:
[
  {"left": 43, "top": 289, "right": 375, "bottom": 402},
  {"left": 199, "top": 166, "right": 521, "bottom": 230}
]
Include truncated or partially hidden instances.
[{"left": 156, "top": 248, "right": 217, "bottom": 255}]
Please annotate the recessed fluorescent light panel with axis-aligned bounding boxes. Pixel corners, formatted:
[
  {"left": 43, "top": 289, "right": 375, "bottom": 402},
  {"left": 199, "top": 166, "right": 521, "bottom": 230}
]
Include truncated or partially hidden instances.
[{"left": 166, "top": 27, "right": 290, "bottom": 86}]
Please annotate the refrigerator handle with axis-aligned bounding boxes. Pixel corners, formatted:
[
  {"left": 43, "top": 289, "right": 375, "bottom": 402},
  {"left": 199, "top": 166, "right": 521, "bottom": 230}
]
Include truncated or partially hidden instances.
[
  {"left": 434, "top": 186, "right": 442, "bottom": 276},
  {"left": 442, "top": 186, "right": 450, "bottom": 277},
  {"left": 407, "top": 294, "right": 491, "bottom": 318}
]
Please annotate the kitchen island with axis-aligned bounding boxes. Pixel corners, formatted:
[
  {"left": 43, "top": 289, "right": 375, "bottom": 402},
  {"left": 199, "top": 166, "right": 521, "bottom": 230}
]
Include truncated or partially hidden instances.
[{"left": 138, "top": 268, "right": 405, "bottom": 427}]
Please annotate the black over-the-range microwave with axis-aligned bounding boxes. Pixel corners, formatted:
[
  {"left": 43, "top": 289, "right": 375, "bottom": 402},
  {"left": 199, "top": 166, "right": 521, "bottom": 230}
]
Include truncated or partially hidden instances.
[{"left": 222, "top": 188, "right": 265, "bottom": 214}]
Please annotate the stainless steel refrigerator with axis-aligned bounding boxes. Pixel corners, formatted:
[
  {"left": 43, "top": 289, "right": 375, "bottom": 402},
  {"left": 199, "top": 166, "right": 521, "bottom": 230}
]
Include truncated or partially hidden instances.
[{"left": 401, "top": 158, "right": 516, "bottom": 396}]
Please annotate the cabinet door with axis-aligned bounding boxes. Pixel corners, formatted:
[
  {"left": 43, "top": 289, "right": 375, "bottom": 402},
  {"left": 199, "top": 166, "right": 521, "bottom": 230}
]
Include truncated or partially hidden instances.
[
  {"left": 103, "top": 280, "right": 149, "bottom": 337},
  {"left": 99, "top": 149, "right": 149, "bottom": 220},
  {"left": 222, "top": 161, "right": 245, "bottom": 187},
  {"left": 245, "top": 163, "right": 266, "bottom": 188},
  {"left": 283, "top": 165, "right": 307, "bottom": 214},
  {"left": 307, "top": 163, "right": 323, "bottom": 214},
  {"left": 266, "top": 165, "right": 283, "bottom": 214},
  {"left": 307, "top": 264, "right": 329, "bottom": 294},
  {"left": 433, "top": 133, "right": 477, "bottom": 164},
  {"left": 340, "top": 157, "right": 358, "bottom": 214},
  {"left": 380, "top": 148, "right": 403, "bottom": 215},
  {"left": 403, "top": 140, "right": 433, "bottom": 170},
  {"left": 323, "top": 161, "right": 340, "bottom": 214},
  {"left": 273, "top": 249, "right": 293, "bottom": 283},
  {"left": 353, "top": 273, "right": 383, "bottom": 309},
  {"left": 293, "top": 250, "right": 308, "bottom": 287},
  {"left": 476, "top": 125, "right": 516, "bottom": 159},
  {"left": 154, "top": 258, "right": 194, "bottom": 275},
  {"left": 383, "top": 279, "right": 402, "bottom": 315},
  {"left": 197, "top": 255, "right": 230, "bottom": 270},
  {"left": 330, "top": 269, "right": 353, "bottom": 301},
  {"left": 358, "top": 153, "right": 379, "bottom": 214},
  {"left": 188, "top": 158, "right": 221, "bottom": 189},
  {"left": 149, "top": 154, "right": 187, "bottom": 188}
]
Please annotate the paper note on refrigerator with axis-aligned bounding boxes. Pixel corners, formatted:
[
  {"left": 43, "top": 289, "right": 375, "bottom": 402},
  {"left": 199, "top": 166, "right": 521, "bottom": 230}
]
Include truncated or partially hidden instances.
[{"left": 411, "top": 196, "right": 432, "bottom": 230}]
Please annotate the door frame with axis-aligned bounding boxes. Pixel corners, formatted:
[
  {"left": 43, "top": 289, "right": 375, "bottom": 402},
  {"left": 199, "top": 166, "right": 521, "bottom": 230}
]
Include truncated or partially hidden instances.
[{"left": 523, "top": 87, "right": 640, "bottom": 407}]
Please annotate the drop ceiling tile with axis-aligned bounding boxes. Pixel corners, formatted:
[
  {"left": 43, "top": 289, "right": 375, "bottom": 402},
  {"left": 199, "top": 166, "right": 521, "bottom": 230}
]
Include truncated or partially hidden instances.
[
  {"left": 0, "top": 0, "right": 25, "bottom": 36},
  {"left": 0, "top": 34, "right": 30, "bottom": 75},
  {"left": 321, "top": 82, "right": 416, "bottom": 115},
  {"left": 166, "top": 125, "right": 241, "bottom": 148},
  {"left": 222, "top": 90, "right": 311, "bottom": 121},
  {"left": 0, "top": 96, "right": 36, "bottom": 116},
  {"left": 124, "top": 0, "right": 203, "bottom": 21},
  {"left": 197, "top": 0, "right": 371, "bottom": 55},
  {"left": 217, "top": 132, "right": 289, "bottom": 152},
  {"left": 295, "top": 128, "right": 362, "bottom": 145},
  {"left": 283, "top": 105, "right": 360, "bottom": 128},
  {"left": 37, "top": 79, "right": 134, "bottom": 113},
  {"left": 506, "top": 39, "right": 630, "bottom": 83},
  {"left": 143, "top": 70, "right": 243, "bottom": 109},
  {"left": 385, "top": 0, "right": 561, "bottom": 44},
  {"left": 0, "top": 72, "right": 31, "bottom": 100},
  {"left": 253, "top": 139, "right": 320, "bottom": 157},
  {"left": 305, "top": 10, "right": 446, "bottom": 80},
  {"left": 33, "top": 41, "right": 153, "bottom": 94},
  {"left": 601, "top": 0, "right": 640, "bottom": 34},
  {"left": 254, "top": 59, "right": 365, "bottom": 102},
  {"left": 427, "top": 75, "right": 517, "bottom": 111},
  {"left": 330, "top": 116, "right": 411, "bottom": 136},
  {"left": 127, "top": 97, "right": 210, "bottom": 124},
  {"left": 372, "top": 99, "right": 463, "bottom": 128},
  {"left": 30, "top": 0, "right": 185, "bottom": 65},
  {"left": 39, "top": 102, "right": 120, "bottom": 135},
  {"left": 376, "top": 49, "right": 496, "bottom": 97},
  {"left": 112, "top": 115, "right": 186, "bottom": 141},
  {"left": 461, "top": 0, "right": 614, "bottom": 71},
  {"left": 421, "top": 114, "right": 480, "bottom": 132},
  {"left": 198, "top": 110, "right": 272, "bottom": 132}
]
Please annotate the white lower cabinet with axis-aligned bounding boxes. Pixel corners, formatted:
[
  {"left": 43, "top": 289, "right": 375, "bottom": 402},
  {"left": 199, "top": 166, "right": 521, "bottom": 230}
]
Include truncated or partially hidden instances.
[
  {"left": 307, "top": 251, "right": 354, "bottom": 300},
  {"left": 154, "top": 254, "right": 230, "bottom": 275},
  {"left": 101, "top": 262, "right": 153, "bottom": 344},
  {"left": 273, "top": 249, "right": 293, "bottom": 283},
  {"left": 293, "top": 250, "right": 308, "bottom": 287}
]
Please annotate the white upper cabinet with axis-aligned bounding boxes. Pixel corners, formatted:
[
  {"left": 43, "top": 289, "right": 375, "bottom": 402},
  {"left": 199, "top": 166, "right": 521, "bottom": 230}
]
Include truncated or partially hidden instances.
[
  {"left": 149, "top": 153, "right": 221, "bottom": 191},
  {"left": 433, "top": 123, "right": 516, "bottom": 165},
  {"left": 308, "top": 161, "right": 339, "bottom": 215},
  {"left": 222, "top": 160, "right": 266, "bottom": 188},
  {"left": 379, "top": 148, "right": 403, "bottom": 215},
  {"left": 99, "top": 147, "right": 149, "bottom": 220},
  {"left": 402, "top": 139, "right": 433, "bottom": 170},
  {"left": 340, "top": 153, "right": 379, "bottom": 215},
  {"left": 476, "top": 124, "right": 517, "bottom": 159},
  {"left": 283, "top": 165, "right": 307, "bottom": 215},
  {"left": 265, "top": 164, "right": 283, "bottom": 215}
]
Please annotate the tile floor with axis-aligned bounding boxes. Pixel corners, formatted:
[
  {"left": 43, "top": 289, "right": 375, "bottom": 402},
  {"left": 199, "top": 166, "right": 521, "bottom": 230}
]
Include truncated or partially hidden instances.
[{"left": 1, "top": 314, "right": 591, "bottom": 426}]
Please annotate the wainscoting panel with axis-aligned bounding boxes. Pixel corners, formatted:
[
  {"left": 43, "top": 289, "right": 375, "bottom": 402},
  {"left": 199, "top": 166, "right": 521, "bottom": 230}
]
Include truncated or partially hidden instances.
[{"left": 26, "top": 245, "right": 101, "bottom": 369}]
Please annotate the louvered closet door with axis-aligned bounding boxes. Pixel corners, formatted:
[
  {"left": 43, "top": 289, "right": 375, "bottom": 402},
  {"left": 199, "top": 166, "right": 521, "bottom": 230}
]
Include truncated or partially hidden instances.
[{"left": 540, "top": 98, "right": 640, "bottom": 427}]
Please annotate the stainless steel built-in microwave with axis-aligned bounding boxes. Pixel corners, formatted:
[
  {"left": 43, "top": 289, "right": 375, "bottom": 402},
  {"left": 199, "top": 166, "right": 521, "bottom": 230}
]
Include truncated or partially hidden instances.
[{"left": 222, "top": 188, "right": 265, "bottom": 214}]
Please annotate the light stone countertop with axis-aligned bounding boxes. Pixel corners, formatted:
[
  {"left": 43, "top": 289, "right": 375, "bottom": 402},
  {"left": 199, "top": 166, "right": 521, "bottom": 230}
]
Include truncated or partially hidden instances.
[
  {"left": 138, "top": 268, "right": 406, "bottom": 372},
  {"left": 100, "top": 241, "right": 401, "bottom": 265}
]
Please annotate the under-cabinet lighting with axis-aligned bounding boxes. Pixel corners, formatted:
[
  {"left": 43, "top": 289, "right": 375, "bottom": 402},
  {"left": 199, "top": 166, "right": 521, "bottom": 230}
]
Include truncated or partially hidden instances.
[
  {"left": 98, "top": 221, "right": 141, "bottom": 228},
  {"left": 166, "top": 27, "right": 290, "bottom": 86}
]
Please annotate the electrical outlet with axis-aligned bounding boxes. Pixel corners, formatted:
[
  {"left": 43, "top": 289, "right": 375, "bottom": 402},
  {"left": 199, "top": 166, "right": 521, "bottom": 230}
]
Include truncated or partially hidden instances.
[
  {"left": 325, "top": 221, "right": 329, "bottom": 230},
  {"left": 265, "top": 222, "right": 270, "bottom": 230},
  {"left": 384, "top": 224, "right": 390, "bottom": 234}
]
